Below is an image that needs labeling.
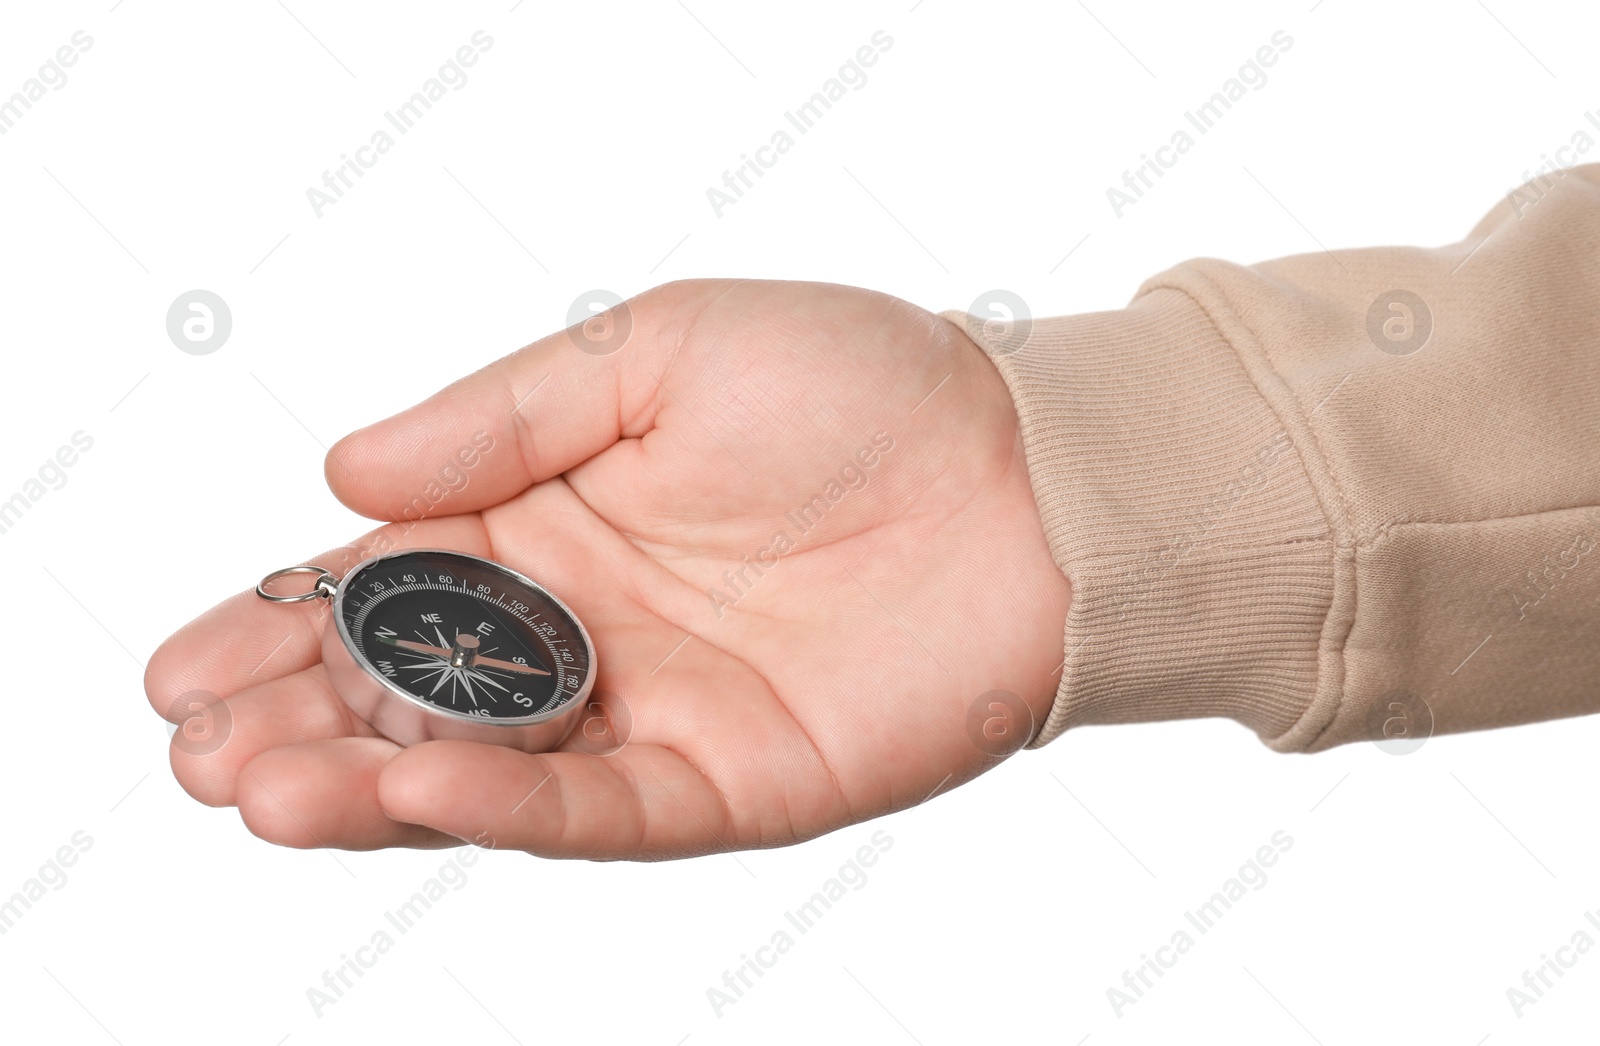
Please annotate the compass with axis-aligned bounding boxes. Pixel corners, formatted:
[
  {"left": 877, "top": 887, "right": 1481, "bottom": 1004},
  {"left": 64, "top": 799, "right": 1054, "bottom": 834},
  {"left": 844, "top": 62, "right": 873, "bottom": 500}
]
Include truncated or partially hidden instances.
[{"left": 255, "top": 549, "right": 596, "bottom": 751}]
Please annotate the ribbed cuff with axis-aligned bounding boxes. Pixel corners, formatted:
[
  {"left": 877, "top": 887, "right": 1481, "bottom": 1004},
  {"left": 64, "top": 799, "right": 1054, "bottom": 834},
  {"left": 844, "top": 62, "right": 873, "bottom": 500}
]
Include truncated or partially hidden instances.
[{"left": 943, "top": 282, "right": 1339, "bottom": 750}]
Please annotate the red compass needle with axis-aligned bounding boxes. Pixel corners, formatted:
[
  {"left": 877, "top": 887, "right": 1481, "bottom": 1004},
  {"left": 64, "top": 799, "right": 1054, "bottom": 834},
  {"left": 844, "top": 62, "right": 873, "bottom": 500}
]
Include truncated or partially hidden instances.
[{"left": 380, "top": 635, "right": 552, "bottom": 676}]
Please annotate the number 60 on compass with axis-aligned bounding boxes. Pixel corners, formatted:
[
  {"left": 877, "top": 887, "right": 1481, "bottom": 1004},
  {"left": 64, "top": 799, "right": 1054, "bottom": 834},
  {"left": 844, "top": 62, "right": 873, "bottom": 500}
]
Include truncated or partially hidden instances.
[{"left": 256, "top": 549, "right": 596, "bottom": 752}]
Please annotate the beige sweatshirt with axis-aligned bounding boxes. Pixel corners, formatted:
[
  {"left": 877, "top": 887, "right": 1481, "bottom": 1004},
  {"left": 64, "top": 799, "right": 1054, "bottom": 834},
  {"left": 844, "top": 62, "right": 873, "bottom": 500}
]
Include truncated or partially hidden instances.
[{"left": 947, "top": 164, "right": 1600, "bottom": 752}]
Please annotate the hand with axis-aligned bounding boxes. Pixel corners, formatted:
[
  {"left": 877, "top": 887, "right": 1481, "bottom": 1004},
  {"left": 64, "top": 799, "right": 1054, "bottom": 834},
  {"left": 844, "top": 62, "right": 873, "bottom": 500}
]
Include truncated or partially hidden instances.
[{"left": 145, "top": 279, "right": 1071, "bottom": 859}]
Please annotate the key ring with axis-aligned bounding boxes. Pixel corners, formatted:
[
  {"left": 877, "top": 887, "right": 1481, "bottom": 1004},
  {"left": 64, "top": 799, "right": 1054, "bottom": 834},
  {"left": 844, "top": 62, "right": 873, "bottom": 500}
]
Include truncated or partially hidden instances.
[{"left": 255, "top": 565, "right": 339, "bottom": 603}]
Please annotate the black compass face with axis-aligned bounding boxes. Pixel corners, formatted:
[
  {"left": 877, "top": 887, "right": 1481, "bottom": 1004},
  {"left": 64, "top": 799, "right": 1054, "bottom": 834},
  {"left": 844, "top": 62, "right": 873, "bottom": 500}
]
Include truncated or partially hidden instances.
[{"left": 337, "top": 551, "right": 591, "bottom": 721}]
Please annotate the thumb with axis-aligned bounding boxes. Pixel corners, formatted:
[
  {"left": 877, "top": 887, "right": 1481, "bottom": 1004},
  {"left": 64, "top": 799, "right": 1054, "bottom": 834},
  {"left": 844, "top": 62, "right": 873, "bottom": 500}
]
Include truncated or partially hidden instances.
[{"left": 323, "top": 281, "right": 716, "bottom": 521}]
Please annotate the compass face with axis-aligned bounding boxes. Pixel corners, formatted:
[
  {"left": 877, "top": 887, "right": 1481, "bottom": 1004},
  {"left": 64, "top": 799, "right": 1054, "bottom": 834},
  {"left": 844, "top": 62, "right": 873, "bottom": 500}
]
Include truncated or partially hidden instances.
[{"left": 336, "top": 550, "right": 592, "bottom": 723}]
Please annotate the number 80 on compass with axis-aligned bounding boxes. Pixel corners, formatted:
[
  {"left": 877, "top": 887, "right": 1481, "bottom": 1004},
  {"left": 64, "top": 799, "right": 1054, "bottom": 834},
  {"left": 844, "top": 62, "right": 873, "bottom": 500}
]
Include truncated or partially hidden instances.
[{"left": 256, "top": 549, "right": 597, "bottom": 752}]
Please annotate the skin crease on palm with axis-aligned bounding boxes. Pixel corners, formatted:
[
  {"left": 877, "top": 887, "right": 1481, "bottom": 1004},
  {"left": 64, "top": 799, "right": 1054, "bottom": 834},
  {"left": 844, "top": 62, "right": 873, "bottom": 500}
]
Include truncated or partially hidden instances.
[{"left": 143, "top": 279, "right": 1073, "bottom": 861}]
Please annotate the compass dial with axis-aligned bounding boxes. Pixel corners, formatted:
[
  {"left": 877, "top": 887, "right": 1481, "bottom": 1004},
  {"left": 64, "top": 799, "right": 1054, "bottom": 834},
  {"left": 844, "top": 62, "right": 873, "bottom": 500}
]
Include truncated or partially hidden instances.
[{"left": 335, "top": 550, "right": 592, "bottom": 723}]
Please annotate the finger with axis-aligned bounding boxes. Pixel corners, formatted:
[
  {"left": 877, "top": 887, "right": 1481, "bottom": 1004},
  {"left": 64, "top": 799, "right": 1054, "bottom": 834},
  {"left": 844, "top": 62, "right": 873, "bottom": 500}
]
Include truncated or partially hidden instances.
[
  {"left": 377, "top": 741, "right": 742, "bottom": 861},
  {"left": 323, "top": 279, "right": 742, "bottom": 521},
  {"left": 145, "top": 514, "right": 492, "bottom": 718},
  {"left": 168, "top": 664, "right": 378, "bottom": 808},
  {"left": 237, "top": 737, "right": 456, "bottom": 851}
]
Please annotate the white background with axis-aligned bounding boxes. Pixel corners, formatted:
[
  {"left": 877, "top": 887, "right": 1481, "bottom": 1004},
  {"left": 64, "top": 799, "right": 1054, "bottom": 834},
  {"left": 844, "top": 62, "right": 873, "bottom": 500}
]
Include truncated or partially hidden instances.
[{"left": 1, "top": 0, "right": 1595, "bottom": 1042}]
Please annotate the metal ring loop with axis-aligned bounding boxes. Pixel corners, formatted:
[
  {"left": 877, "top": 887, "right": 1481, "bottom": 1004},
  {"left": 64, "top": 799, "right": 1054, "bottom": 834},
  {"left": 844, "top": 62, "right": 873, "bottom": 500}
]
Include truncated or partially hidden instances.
[{"left": 256, "top": 565, "right": 338, "bottom": 603}]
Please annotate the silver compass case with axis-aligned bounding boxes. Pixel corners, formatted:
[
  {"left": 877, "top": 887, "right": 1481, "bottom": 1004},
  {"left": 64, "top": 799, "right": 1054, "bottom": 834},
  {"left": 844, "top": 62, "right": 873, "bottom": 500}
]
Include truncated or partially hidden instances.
[{"left": 320, "top": 550, "right": 597, "bottom": 752}]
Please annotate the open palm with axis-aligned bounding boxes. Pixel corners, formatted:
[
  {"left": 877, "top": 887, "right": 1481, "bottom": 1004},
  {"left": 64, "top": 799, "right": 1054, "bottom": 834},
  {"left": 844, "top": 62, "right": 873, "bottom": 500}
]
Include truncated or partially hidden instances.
[{"left": 146, "top": 279, "right": 1070, "bottom": 859}]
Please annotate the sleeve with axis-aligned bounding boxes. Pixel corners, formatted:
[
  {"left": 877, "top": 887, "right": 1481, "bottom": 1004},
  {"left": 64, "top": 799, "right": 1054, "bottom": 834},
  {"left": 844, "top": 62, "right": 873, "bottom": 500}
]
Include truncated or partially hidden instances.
[{"left": 944, "top": 164, "right": 1600, "bottom": 753}]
